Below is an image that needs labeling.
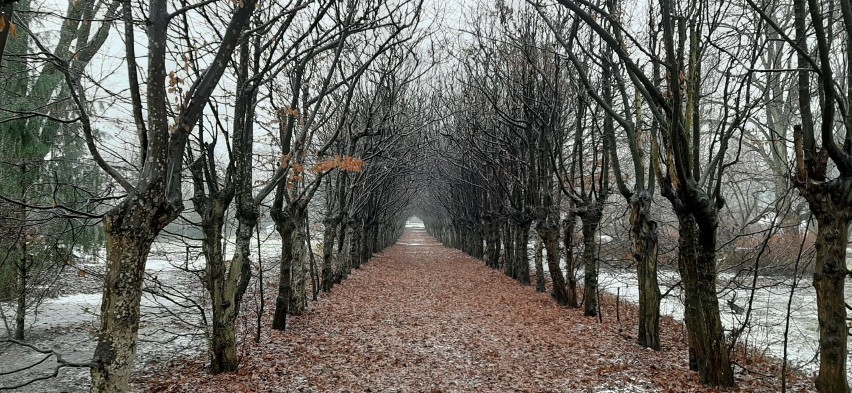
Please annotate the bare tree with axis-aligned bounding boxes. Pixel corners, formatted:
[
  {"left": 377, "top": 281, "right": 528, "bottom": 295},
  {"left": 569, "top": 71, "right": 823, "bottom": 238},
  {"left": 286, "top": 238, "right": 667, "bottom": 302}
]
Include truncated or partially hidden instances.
[
  {"left": 269, "top": 0, "right": 425, "bottom": 330},
  {"left": 62, "top": 0, "right": 260, "bottom": 390},
  {"left": 545, "top": 0, "right": 768, "bottom": 385},
  {"left": 748, "top": 0, "right": 852, "bottom": 390}
]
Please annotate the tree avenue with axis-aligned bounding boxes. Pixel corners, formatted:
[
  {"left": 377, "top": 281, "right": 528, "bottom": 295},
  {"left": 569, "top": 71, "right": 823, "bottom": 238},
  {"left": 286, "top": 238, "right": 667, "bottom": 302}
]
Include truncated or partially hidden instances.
[{"left": 0, "top": 0, "right": 850, "bottom": 392}]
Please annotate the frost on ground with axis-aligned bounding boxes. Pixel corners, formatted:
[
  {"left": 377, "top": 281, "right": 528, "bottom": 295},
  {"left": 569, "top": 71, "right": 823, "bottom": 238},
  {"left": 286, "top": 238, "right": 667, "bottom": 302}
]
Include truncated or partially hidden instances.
[
  {"left": 536, "top": 250, "right": 848, "bottom": 379},
  {"left": 590, "top": 266, "right": 843, "bottom": 377},
  {"left": 145, "top": 229, "right": 811, "bottom": 392},
  {"left": 0, "top": 236, "right": 283, "bottom": 392},
  {"left": 0, "top": 260, "right": 201, "bottom": 391}
]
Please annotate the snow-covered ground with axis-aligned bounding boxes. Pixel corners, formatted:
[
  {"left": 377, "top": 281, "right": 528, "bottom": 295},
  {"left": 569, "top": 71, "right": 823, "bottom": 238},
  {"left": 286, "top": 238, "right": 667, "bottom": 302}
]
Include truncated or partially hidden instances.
[
  {"left": 539, "top": 258, "right": 844, "bottom": 378},
  {"left": 0, "top": 253, "right": 197, "bottom": 391},
  {"left": 0, "top": 236, "right": 284, "bottom": 392}
]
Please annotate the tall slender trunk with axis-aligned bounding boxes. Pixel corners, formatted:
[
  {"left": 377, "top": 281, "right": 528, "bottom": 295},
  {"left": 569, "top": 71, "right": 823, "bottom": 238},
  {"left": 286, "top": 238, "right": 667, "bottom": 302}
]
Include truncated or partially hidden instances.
[
  {"left": 581, "top": 208, "right": 602, "bottom": 317},
  {"left": 13, "top": 185, "right": 28, "bottom": 340},
  {"left": 335, "top": 219, "right": 349, "bottom": 279},
  {"left": 562, "top": 213, "right": 578, "bottom": 308},
  {"left": 484, "top": 223, "right": 499, "bottom": 268},
  {"left": 631, "top": 192, "right": 660, "bottom": 350},
  {"left": 533, "top": 235, "right": 545, "bottom": 292},
  {"left": 539, "top": 224, "right": 569, "bottom": 306},
  {"left": 502, "top": 224, "right": 515, "bottom": 277},
  {"left": 514, "top": 222, "right": 531, "bottom": 285},
  {"left": 321, "top": 217, "right": 339, "bottom": 292},
  {"left": 14, "top": 237, "right": 26, "bottom": 340},
  {"left": 350, "top": 220, "right": 362, "bottom": 269},
  {"left": 812, "top": 209, "right": 850, "bottom": 393},
  {"left": 271, "top": 212, "right": 294, "bottom": 330},
  {"left": 288, "top": 208, "right": 308, "bottom": 315},
  {"left": 470, "top": 226, "right": 484, "bottom": 259},
  {"left": 360, "top": 221, "right": 372, "bottom": 266},
  {"left": 370, "top": 224, "right": 380, "bottom": 253},
  {"left": 490, "top": 224, "right": 502, "bottom": 269}
]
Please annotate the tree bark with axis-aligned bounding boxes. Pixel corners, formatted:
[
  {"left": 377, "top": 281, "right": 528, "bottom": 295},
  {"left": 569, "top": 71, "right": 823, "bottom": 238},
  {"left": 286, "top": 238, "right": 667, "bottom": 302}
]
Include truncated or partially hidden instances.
[
  {"left": 539, "top": 223, "right": 569, "bottom": 306},
  {"left": 533, "top": 235, "right": 545, "bottom": 292},
  {"left": 502, "top": 223, "right": 515, "bottom": 278},
  {"left": 196, "top": 196, "right": 231, "bottom": 372},
  {"left": 14, "top": 234, "right": 26, "bottom": 340},
  {"left": 562, "top": 213, "right": 578, "bottom": 308},
  {"left": 271, "top": 211, "right": 294, "bottom": 330},
  {"left": 470, "top": 226, "right": 484, "bottom": 259},
  {"left": 350, "top": 220, "right": 362, "bottom": 269},
  {"left": 514, "top": 222, "right": 531, "bottom": 285},
  {"left": 675, "top": 209, "right": 733, "bottom": 386},
  {"left": 321, "top": 216, "right": 339, "bottom": 292},
  {"left": 812, "top": 206, "right": 850, "bottom": 393},
  {"left": 580, "top": 207, "right": 602, "bottom": 317},
  {"left": 485, "top": 222, "right": 501, "bottom": 269},
  {"left": 91, "top": 197, "right": 168, "bottom": 392},
  {"left": 360, "top": 221, "right": 372, "bottom": 266},
  {"left": 631, "top": 191, "right": 660, "bottom": 350},
  {"left": 209, "top": 215, "right": 254, "bottom": 372},
  {"left": 288, "top": 208, "right": 308, "bottom": 315}
]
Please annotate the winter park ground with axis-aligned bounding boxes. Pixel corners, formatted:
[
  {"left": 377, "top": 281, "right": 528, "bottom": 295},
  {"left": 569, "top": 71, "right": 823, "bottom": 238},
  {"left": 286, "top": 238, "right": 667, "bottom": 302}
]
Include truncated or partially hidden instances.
[{"left": 140, "top": 228, "right": 812, "bottom": 393}]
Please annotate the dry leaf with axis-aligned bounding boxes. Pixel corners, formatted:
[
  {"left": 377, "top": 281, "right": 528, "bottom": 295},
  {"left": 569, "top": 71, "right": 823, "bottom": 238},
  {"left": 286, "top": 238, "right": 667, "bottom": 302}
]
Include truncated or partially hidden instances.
[{"left": 141, "top": 231, "right": 813, "bottom": 393}]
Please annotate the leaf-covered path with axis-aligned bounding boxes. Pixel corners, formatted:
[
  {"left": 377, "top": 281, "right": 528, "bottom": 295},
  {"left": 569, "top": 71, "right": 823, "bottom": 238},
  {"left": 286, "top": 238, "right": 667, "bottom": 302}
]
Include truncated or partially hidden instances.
[{"left": 149, "top": 229, "right": 808, "bottom": 392}]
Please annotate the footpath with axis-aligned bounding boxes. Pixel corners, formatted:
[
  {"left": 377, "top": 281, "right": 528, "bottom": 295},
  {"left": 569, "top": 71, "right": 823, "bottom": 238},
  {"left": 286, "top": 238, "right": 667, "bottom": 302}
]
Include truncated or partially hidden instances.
[{"left": 149, "top": 229, "right": 807, "bottom": 392}]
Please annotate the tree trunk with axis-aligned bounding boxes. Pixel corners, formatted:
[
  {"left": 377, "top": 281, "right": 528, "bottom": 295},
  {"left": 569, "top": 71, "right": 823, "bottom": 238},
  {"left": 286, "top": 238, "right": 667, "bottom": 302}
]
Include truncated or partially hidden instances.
[
  {"left": 812, "top": 209, "right": 850, "bottom": 393},
  {"left": 360, "top": 221, "right": 372, "bottom": 266},
  {"left": 471, "top": 226, "right": 484, "bottom": 259},
  {"left": 288, "top": 209, "right": 308, "bottom": 315},
  {"left": 485, "top": 223, "right": 501, "bottom": 269},
  {"left": 370, "top": 224, "right": 380, "bottom": 253},
  {"left": 581, "top": 208, "right": 602, "bottom": 317},
  {"left": 321, "top": 217, "right": 339, "bottom": 292},
  {"left": 350, "top": 220, "right": 362, "bottom": 270},
  {"left": 335, "top": 219, "right": 349, "bottom": 281},
  {"left": 197, "top": 197, "right": 231, "bottom": 372},
  {"left": 491, "top": 225, "right": 502, "bottom": 269},
  {"left": 209, "top": 216, "right": 253, "bottom": 372},
  {"left": 514, "top": 222, "right": 531, "bottom": 285},
  {"left": 631, "top": 191, "right": 661, "bottom": 350},
  {"left": 502, "top": 224, "right": 515, "bottom": 278},
  {"left": 271, "top": 212, "right": 294, "bottom": 330},
  {"left": 562, "top": 213, "right": 578, "bottom": 308},
  {"left": 533, "top": 235, "right": 545, "bottom": 292},
  {"left": 14, "top": 238, "right": 26, "bottom": 340},
  {"left": 676, "top": 210, "right": 734, "bottom": 386},
  {"left": 539, "top": 224, "right": 569, "bottom": 306},
  {"left": 91, "top": 200, "right": 164, "bottom": 392}
]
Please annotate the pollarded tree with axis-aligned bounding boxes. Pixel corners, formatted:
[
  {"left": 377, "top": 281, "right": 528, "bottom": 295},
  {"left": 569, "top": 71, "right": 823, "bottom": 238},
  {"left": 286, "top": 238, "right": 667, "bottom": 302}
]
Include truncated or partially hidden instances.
[
  {"left": 183, "top": 0, "right": 320, "bottom": 372},
  {"left": 319, "top": 44, "right": 433, "bottom": 290},
  {"left": 269, "top": 0, "right": 425, "bottom": 329},
  {"left": 748, "top": 0, "right": 852, "bottom": 390},
  {"left": 532, "top": 0, "right": 661, "bottom": 348},
  {"left": 497, "top": 5, "right": 574, "bottom": 305},
  {"left": 181, "top": 0, "right": 401, "bottom": 372},
  {"left": 552, "top": 0, "right": 766, "bottom": 386},
  {"left": 61, "top": 0, "right": 261, "bottom": 390}
]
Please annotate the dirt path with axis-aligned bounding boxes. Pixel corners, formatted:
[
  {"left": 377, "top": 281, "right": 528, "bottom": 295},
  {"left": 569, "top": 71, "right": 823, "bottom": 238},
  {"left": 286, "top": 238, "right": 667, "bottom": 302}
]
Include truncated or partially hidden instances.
[{"left": 149, "top": 229, "right": 809, "bottom": 392}]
